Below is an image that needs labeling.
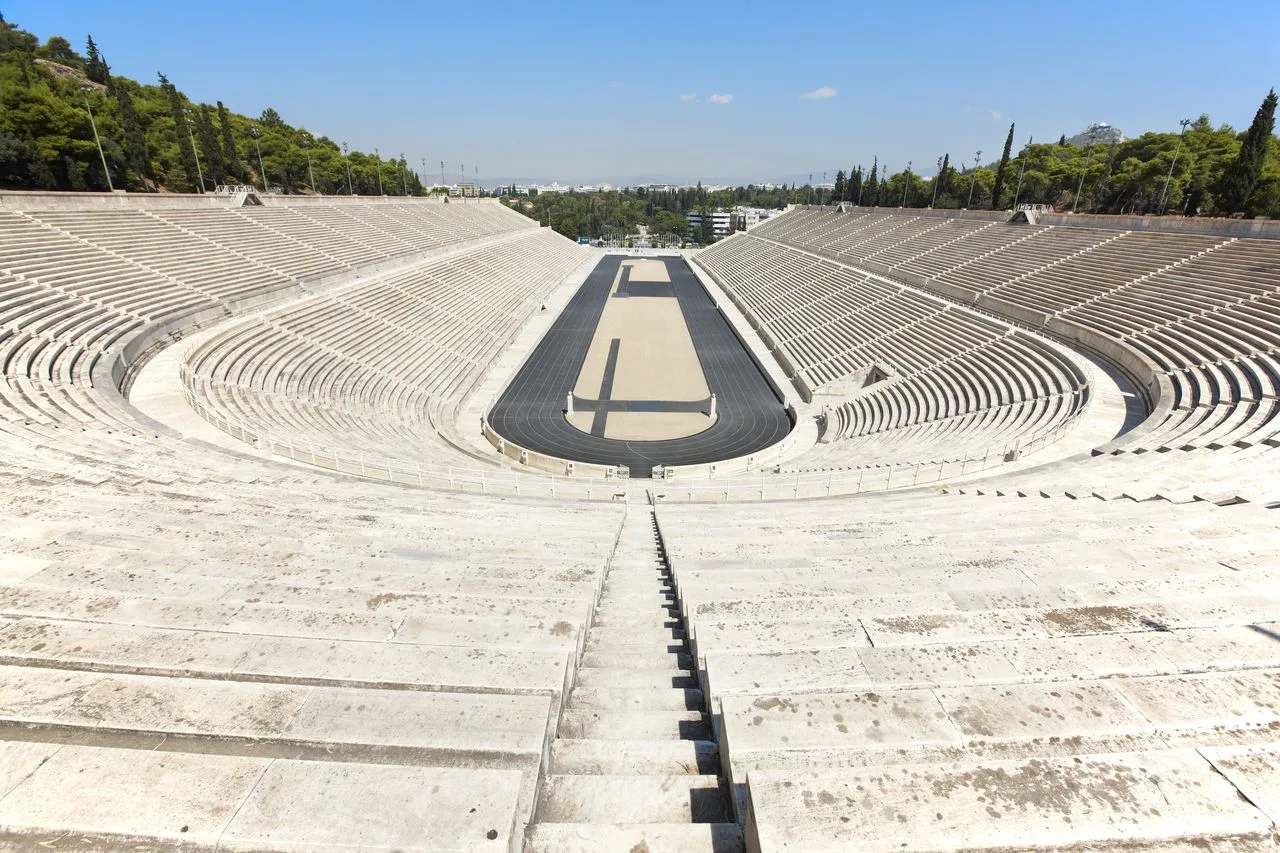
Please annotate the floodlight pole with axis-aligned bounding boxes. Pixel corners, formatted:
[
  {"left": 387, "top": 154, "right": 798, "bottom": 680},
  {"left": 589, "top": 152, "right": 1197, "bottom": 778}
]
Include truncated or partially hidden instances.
[
  {"left": 1156, "top": 119, "right": 1191, "bottom": 214},
  {"left": 1072, "top": 131, "right": 1098, "bottom": 213},
  {"left": 967, "top": 150, "right": 981, "bottom": 208},
  {"left": 375, "top": 147, "right": 383, "bottom": 196},
  {"left": 931, "top": 156, "right": 942, "bottom": 208},
  {"left": 81, "top": 88, "right": 113, "bottom": 192},
  {"left": 902, "top": 161, "right": 911, "bottom": 207},
  {"left": 185, "top": 110, "right": 205, "bottom": 193},
  {"left": 343, "top": 142, "right": 353, "bottom": 195},
  {"left": 303, "top": 134, "right": 317, "bottom": 194},
  {"left": 401, "top": 153, "right": 408, "bottom": 196},
  {"left": 1012, "top": 136, "right": 1031, "bottom": 210},
  {"left": 251, "top": 124, "right": 269, "bottom": 193}
]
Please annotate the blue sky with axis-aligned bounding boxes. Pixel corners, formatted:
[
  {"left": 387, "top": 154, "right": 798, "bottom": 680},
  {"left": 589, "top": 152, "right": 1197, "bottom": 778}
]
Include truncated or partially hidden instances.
[{"left": 7, "top": 0, "right": 1279, "bottom": 184}]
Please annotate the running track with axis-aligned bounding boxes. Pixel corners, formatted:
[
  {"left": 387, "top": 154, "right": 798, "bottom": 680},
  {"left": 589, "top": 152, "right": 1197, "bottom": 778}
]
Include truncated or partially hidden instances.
[{"left": 488, "top": 255, "right": 792, "bottom": 475}]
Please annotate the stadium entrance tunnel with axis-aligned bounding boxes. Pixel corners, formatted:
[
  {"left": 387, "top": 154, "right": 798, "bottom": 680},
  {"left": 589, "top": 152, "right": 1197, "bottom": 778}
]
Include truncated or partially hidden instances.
[{"left": 486, "top": 255, "right": 792, "bottom": 477}]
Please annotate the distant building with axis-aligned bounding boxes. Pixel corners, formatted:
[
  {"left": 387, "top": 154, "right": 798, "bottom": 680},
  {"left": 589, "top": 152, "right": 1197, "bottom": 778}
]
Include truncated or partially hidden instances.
[
  {"left": 686, "top": 210, "right": 735, "bottom": 241},
  {"left": 1068, "top": 122, "right": 1125, "bottom": 146},
  {"left": 687, "top": 206, "right": 779, "bottom": 240}
]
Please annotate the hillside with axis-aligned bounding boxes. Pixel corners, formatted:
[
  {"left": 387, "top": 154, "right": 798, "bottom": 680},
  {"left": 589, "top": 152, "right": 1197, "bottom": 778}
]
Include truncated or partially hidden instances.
[{"left": 0, "top": 14, "right": 423, "bottom": 194}]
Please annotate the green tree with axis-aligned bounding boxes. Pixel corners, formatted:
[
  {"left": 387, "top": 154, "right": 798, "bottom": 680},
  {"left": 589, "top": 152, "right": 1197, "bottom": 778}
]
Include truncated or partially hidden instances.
[
  {"left": 158, "top": 73, "right": 200, "bottom": 191},
  {"left": 84, "top": 35, "right": 110, "bottom": 84},
  {"left": 992, "top": 122, "right": 1014, "bottom": 210},
  {"left": 195, "top": 103, "right": 224, "bottom": 185},
  {"left": 110, "top": 77, "right": 150, "bottom": 188},
  {"left": 832, "top": 168, "right": 846, "bottom": 202},
  {"left": 38, "top": 35, "right": 81, "bottom": 67},
  {"left": 216, "top": 101, "right": 243, "bottom": 181},
  {"left": 1218, "top": 88, "right": 1277, "bottom": 215}
]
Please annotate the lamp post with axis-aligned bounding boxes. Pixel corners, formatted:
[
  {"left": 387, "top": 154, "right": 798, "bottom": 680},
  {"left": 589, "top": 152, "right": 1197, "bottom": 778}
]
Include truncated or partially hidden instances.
[
  {"left": 1157, "top": 119, "right": 1192, "bottom": 215},
  {"left": 184, "top": 109, "right": 205, "bottom": 193},
  {"left": 80, "top": 87, "right": 113, "bottom": 192},
  {"left": 251, "top": 124, "right": 268, "bottom": 193},
  {"left": 967, "top": 149, "right": 981, "bottom": 208},
  {"left": 902, "top": 161, "right": 911, "bottom": 207},
  {"left": 400, "top": 153, "right": 408, "bottom": 196},
  {"left": 374, "top": 147, "right": 384, "bottom": 196},
  {"left": 1072, "top": 130, "right": 1098, "bottom": 213},
  {"left": 1012, "top": 136, "right": 1032, "bottom": 210},
  {"left": 931, "top": 156, "right": 942, "bottom": 208},
  {"left": 342, "top": 142, "right": 353, "bottom": 195},
  {"left": 421, "top": 158, "right": 427, "bottom": 194},
  {"left": 302, "top": 133, "right": 317, "bottom": 194}
]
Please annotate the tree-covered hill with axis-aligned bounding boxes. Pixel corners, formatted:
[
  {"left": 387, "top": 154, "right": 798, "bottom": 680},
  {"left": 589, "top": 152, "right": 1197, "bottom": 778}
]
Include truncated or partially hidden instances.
[{"left": 0, "top": 14, "right": 425, "bottom": 194}]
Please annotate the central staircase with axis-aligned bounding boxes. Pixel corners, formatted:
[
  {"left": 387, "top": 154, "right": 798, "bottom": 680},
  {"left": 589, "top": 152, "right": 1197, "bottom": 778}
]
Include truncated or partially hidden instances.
[{"left": 525, "top": 505, "right": 742, "bottom": 852}]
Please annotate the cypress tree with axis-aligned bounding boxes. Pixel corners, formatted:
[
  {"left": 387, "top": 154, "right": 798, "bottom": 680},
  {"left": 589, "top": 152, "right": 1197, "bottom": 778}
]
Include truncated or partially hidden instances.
[
  {"left": 833, "top": 169, "right": 846, "bottom": 202},
  {"left": 1218, "top": 88, "right": 1277, "bottom": 215},
  {"left": 992, "top": 122, "right": 1015, "bottom": 210},
  {"left": 84, "top": 36, "right": 110, "bottom": 84},
  {"left": 216, "top": 101, "right": 243, "bottom": 180},
  {"left": 158, "top": 73, "right": 200, "bottom": 191},
  {"left": 195, "top": 104, "right": 224, "bottom": 184},
  {"left": 866, "top": 156, "right": 878, "bottom": 204},
  {"left": 940, "top": 153, "right": 951, "bottom": 197},
  {"left": 110, "top": 77, "right": 150, "bottom": 188}
]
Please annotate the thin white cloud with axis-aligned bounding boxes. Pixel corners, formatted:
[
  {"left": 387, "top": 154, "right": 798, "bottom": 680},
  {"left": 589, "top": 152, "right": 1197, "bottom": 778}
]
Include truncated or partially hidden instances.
[
  {"left": 679, "top": 92, "right": 697, "bottom": 102},
  {"left": 609, "top": 80, "right": 624, "bottom": 89},
  {"left": 800, "top": 86, "right": 837, "bottom": 101},
  {"left": 990, "top": 109, "right": 1003, "bottom": 121},
  {"left": 707, "top": 93, "right": 733, "bottom": 104}
]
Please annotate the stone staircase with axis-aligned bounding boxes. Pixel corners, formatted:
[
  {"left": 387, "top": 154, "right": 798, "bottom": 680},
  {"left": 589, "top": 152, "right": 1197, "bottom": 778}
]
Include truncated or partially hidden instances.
[{"left": 526, "top": 504, "right": 742, "bottom": 853}]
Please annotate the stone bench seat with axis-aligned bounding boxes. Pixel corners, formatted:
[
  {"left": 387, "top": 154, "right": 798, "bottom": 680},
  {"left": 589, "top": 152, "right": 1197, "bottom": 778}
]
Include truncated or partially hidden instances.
[{"left": 0, "top": 741, "right": 527, "bottom": 853}]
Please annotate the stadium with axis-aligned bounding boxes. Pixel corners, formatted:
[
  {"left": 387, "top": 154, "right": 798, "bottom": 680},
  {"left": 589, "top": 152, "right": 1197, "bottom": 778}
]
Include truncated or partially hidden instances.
[{"left": 2, "top": 5, "right": 1280, "bottom": 853}]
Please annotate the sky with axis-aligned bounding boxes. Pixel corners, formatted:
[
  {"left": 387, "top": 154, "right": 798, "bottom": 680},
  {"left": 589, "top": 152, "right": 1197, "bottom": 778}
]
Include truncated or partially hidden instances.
[{"left": 7, "top": 0, "right": 1280, "bottom": 185}]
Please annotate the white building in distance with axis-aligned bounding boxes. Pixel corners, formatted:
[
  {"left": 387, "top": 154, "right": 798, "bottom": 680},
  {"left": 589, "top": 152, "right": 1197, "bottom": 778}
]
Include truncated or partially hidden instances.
[{"left": 1068, "top": 122, "right": 1125, "bottom": 146}]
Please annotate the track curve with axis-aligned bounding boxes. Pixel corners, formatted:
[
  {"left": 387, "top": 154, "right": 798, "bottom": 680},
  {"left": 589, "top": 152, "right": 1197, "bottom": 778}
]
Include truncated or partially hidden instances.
[{"left": 488, "top": 255, "right": 792, "bottom": 475}]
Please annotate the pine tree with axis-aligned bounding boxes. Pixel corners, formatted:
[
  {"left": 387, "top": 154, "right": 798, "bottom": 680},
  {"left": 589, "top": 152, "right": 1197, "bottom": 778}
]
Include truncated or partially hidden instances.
[
  {"left": 992, "top": 122, "right": 1015, "bottom": 210},
  {"left": 1058, "top": 133, "right": 1066, "bottom": 145},
  {"left": 158, "top": 73, "right": 201, "bottom": 191},
  {"left": 84, "top": 35, "right": 110, "bottom": 84},
  {"left": 216, "top": 101, "right": 243, "bottom": 180},
  {"left": 1218, "top": 88, "right": 1277, "bottom": 215}
]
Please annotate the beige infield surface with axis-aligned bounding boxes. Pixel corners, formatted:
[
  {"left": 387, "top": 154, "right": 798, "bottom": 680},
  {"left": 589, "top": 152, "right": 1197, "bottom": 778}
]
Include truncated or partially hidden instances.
[{"left": 567, "top": 259, "right": 716, "bottom": 441}]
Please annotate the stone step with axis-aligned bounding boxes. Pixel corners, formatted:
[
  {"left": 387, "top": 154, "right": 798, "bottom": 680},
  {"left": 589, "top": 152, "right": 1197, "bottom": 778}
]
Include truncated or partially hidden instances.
[
  {"left": 567, "top": 685, "right": 705, "bottom": 712},
  {"left": 585, "top": 636, "right": 687, "bottom": 654},
  {"left": 535, "top": 774, "right": 732, "bottom": 823},
  {"left": 591, "top": 611, "right": 682, "bottom": 630},
  {"left": 557, "top": 708, "right": 711, "bottom": 741},
  {"left": 586, "top": 630, "right": 686, "bottom": 650},
  {"left": 581, "top": 650, "right": 692, "bottom": 670},
  {"left": 549, "top": 738, "right": 720, "bottom": 775},
  {"left": 526, "top": 822, "right": 744, "bottom": 853},
  {"left": 573, "top": 667, "right": 698, "bottom": 690}
]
